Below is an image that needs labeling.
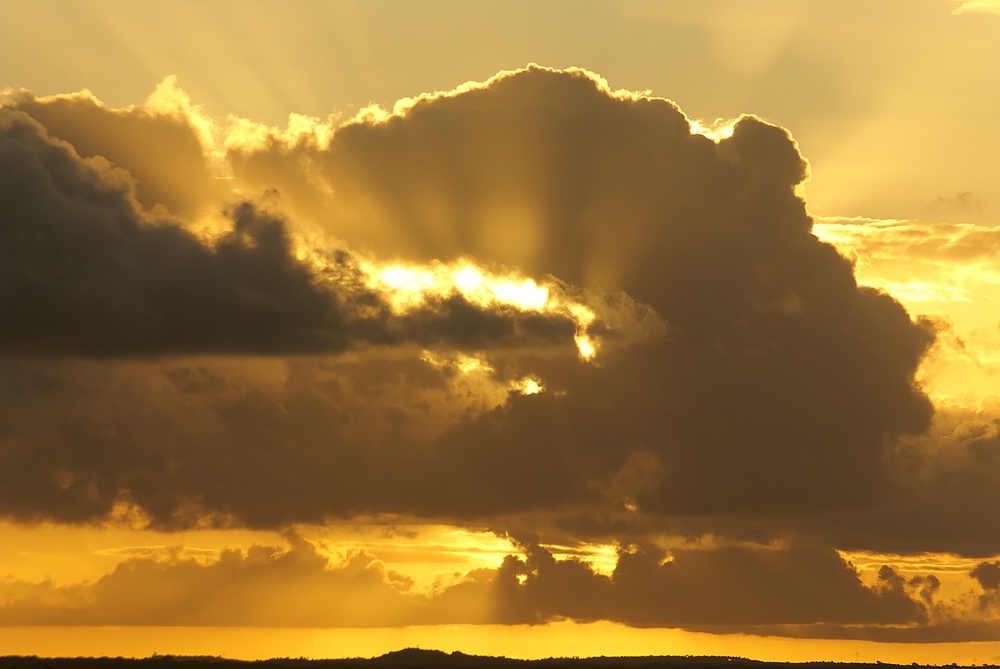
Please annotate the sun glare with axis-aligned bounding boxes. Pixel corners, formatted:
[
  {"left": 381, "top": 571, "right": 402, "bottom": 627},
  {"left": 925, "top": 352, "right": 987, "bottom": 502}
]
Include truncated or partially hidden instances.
[
  {"left": 574, "top": 334, "right": 596, "bottom": 360},
  {"left": 363, "top": 259, "right": 600, "bottom": 359},
  {"left": 421, "top": 351, "right": 546, "bottom": 399},
  {"left": 511, "top": 377, "right": 543, "bottom": 395},
  {"left": 689, "top": 118, "right": 737, "bottom": 142}
]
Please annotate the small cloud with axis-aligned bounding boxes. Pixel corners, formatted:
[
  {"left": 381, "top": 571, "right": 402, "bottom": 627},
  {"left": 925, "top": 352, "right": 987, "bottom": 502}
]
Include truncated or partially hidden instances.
[
  {"left": 953, "top": 0, "right": 1000, "bottom": 15},
  {"left": 93, "top": 545, "right": 220, "bottom": 559},
  {"left": 930, "top": 191, "right": 984, "bottom": 215}
]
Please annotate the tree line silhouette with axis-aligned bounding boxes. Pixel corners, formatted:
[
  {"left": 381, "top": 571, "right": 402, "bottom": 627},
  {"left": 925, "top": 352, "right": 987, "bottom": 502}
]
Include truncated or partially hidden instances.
[{"left": 0, "top": 648, "right": 989, "bottom": 669}]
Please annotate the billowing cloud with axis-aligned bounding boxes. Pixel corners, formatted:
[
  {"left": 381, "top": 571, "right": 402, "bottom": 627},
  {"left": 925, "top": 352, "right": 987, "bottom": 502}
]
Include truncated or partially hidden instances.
[
  {"left": 3, "top": 65, "right": 991, "bottom": 636},
  {"left": 0, "top": 533, "right": 428, "bottom": 627},
  {"left": 803, "top": 406, "right": 1000, "bottom": 557},
  {"left": 310, "top": 66, "right": 933, "bottom": 522},
  {"left": 0, "top": 534, "right": 922, "bottom": 632},
  {"left": 0, "top": 106, "right": 589, "bottom": 357},
  {"left": 1, "top": 66, "right": 934, "bottom": 532},
  {"left": 494, "top": 543, "right": 921, "bottom": 628},
  {"left": 5, "top": 81, "right": 220, "bottom": 217}
]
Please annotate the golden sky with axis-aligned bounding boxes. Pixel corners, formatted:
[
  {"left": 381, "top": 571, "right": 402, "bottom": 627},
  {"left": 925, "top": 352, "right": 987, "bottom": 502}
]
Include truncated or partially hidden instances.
[{"left": 3, "top": 0, "right": 1000, "bottom": 663}]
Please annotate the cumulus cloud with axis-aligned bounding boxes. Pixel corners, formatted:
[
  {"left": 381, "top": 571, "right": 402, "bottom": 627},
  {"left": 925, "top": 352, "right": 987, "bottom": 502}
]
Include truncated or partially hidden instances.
[
  {"left": 0, "top": 353, "right": 564, "bottom": 528},
  {"left": 0, "top": 107, "right": 587, "bottom": 357},
  {"left": 314, "top": 65, "right": 934, "bottom": 522},
  {"left": 0, "top": 66, "right": 934, "bottom": 527},
  {"left": 492, "top": 543, "right": 921, "bottom": 628},
  {"left": 5, "top": 83, "right": 220, "bottom": 217},
  {"left": 823, "top": 407, "right": 1000, "bottom": 557},
  {"left": 2, "top": 65, "right": 987, "bottom": 634},
  {"left": 0, "top": 534, "right": 923, "bottom": 632},
  {"left": 0, "top": 533, "right": 428, "bottom": 627}
]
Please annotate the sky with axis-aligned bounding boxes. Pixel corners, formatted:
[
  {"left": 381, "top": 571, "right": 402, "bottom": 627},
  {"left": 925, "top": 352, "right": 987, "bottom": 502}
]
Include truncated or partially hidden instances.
[{"left": 2, "top": 0, "right": 1000, "bottom": 663}]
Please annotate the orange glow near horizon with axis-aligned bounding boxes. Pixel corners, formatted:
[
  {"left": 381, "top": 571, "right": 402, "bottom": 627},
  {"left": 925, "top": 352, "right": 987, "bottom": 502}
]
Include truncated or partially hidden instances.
[{"left": 3, "top": 623, "right": 1000, "bottom": 665}]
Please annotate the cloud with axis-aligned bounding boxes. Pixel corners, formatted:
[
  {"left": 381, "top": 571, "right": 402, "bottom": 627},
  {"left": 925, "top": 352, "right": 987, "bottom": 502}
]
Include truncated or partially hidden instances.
[
  {"left": 749, "top": 405, "right": 1000, "bottom": 558},
  {"left": 492, "top": 543, "right": 921, "bottom": 628},
  {"left": 4, "top": 66, "right": 988, "bottom": 634},
  {"left": 814, "top": 217, "right": 1000, "bottom": 305},
  {"left": 0, "top": 107, "right": 589, "bottom": 357},
  {"left": 953, "top": 1, "right": 1000, "bottom": 16},
  {"left": 0, "top": 534, "right": 923, "bottom": 632},
  {"left": 317, "top": 65, "right": 933, "bottom": 522},
  {"left": 5, "top": 84, "right": 220, "bottom": 217},
  {"left": 972, "top": 560, "right": 1000, "bottom": 591},
  {"left": 0, "top": 66, "right": 935, "bottom": 530},
  {"left": 0, "top": 533, "right": 429, "bottom": 627},
  {"left": 0, "top": 353, "right": 564, "bottom": 528}
]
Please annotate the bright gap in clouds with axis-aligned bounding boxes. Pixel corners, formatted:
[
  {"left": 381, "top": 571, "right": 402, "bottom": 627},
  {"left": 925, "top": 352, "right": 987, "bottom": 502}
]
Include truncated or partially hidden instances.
[
  {"left": 688, "top": 117, "right": 738, "bottom": 142},
  {"left": 363, "top": 258, "right": 600, "bottom": 360}
]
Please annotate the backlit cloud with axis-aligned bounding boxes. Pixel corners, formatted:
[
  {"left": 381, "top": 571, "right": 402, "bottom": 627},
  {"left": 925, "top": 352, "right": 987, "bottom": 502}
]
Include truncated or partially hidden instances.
[
  {"left": 3, "top": 65, "right": 999, "bottom": 639},
  {"left": 0, "top": 106, "right": 596, "bottom": 357},
  {"left": 952, "top": 0, "right": 1000, "bottom": 15},
  {"left": 0, "top": 534, "right": 925, "bottom": 633},
  {"left": 0, "top": 64, "right": 932, "bottom": 533}
]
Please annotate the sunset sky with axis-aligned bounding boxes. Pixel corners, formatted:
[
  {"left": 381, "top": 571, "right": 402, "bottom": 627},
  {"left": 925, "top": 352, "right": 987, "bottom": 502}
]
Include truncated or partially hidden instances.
[{"left": 3, "top": 0, "right": 1000, "bottom": 664}]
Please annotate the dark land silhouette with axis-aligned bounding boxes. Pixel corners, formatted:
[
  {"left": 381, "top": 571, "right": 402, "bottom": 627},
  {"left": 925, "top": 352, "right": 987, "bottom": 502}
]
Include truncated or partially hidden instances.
[{"left": 0, "top": 648, "right": 992, "bottom": 669}]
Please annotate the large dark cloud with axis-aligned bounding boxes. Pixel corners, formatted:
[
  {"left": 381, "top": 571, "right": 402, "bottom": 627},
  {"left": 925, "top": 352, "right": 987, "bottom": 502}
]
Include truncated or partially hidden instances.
[
  {"left": 0, "top": 66, "right": 970, "bottom": 633},
  {"left": 312, "top": 66, "right": 934, "bottom": 523},
  {"left": 785, "top": 407, "right": 1000, "bottom": 557},
  {"left": 0, "top": 353, "right": 551, "bottom": 528},
  {"left": 492, "top": 543, "right": 921, "bottom": 627},
  {"left": 0, "top": 66, "right": 935, "bottom": 528},
  {"left": 0, "top": 107, "right": 580, "bottom": 357}
]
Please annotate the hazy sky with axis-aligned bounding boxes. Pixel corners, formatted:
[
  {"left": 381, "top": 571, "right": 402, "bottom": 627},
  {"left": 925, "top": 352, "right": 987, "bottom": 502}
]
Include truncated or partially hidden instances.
[{"left": 3, "top": 0, "right": 1000, "bottom": 663}]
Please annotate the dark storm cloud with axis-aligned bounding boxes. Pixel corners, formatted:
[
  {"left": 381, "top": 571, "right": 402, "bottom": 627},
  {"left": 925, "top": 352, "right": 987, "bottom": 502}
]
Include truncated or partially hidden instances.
[
  {"left": 307, "top": 65, "right": 933, "bottom": 522},
  {"left": 491, "top": 543, "right": 921, "bottom": 627},
  {"left": 522, "top": 407, "right": 1000, "bottom": 559},
  {"left": 0, "top": 66, "right": 935, "bottom": 529},
  {"left": 973, "top": 561, "right": 1000, "bottom": 591},
  {"left": 0, "top": 352, "right": 567, "bottom": 528},
  {"left": 750, "top": 407, "right": 1000, "bottom": 558},
  {"left": 0, "top": 66, "right": 966, "bottom": 632},
  {"left": 0, "top": 107, "right": 579, "bottom": 357}
]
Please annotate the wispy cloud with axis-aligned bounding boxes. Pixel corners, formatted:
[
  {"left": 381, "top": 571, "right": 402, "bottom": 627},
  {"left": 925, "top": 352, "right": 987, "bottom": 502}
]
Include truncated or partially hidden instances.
[{"left": 953, "top": 0, "right": 1000, "bottom": 15}]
